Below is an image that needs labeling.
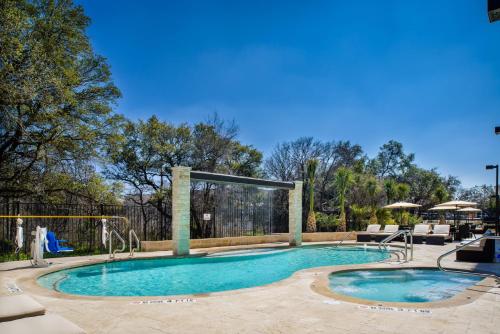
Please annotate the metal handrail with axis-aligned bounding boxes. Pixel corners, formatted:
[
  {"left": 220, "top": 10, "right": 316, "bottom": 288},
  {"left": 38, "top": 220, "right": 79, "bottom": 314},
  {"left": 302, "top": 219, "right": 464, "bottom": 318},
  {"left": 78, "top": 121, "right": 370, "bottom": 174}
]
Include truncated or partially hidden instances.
[
  {"left": 109, "top": 229, "right": 126, "bottom": 259},
  {"left": 129, "top": 229, "right": 140, "bottom": 257},
  {"left": 378, "top": 230, "right": 413, "bottom": 262},
  {"left": 437, "top": 235, "right": 500, "bottom": 277},
  {"left": 334, "top": 231, "right": 355, "bottom": 247}
]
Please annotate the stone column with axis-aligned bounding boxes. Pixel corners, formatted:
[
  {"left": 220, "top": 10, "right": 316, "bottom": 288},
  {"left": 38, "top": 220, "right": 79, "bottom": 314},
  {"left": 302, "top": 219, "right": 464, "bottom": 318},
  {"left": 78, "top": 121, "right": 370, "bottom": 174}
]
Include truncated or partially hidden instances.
[
  {"left": 172, "top": 166, "right": 191, "bottom": 256},
  {"left": 289, "top": 181, "right": 303, "bottom": 246}
]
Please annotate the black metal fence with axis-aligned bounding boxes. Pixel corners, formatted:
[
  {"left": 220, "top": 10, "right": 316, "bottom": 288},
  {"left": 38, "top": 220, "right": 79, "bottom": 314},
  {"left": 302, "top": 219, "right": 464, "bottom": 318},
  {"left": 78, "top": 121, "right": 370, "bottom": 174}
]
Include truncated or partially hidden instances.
[
  {"left": 0, "top": 202, "right": 172, "bottom": 260},
  {"left": 0, "top": 185, "right": 290, "bottom": 260}
]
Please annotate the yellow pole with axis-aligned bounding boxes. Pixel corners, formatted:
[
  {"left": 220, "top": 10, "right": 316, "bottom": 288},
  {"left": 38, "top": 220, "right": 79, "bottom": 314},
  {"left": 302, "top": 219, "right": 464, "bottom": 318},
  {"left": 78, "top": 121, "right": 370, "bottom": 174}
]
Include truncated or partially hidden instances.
[{"left": 0, "top": 215, "right": 130, "bottom": 227}]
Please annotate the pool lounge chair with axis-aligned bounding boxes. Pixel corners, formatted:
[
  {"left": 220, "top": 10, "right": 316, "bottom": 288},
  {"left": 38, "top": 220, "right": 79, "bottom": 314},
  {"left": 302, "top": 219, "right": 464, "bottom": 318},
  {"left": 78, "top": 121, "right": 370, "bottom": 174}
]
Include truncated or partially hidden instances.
[
  {"left": 456, "top": 238, "right": 495, "bottom": 263},
  {"left": 356, "top": 224, "right": 381, "bottom": 242},
  {"left": 412, "top": 224, "right": 431, "bottom": 244},
  {"left": 46, "top": 231, "right": 73, "bottom": 253},
  {"left": 373, "top": 225, "right": 400, "bottom": 242},
  {"left": 426, "top": 224, "right": 452, "bottom": 245}
]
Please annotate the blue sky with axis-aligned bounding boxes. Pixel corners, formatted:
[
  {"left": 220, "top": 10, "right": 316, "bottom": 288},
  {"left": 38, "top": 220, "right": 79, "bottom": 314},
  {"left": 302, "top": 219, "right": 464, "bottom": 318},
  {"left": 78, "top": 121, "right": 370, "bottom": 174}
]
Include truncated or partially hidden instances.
[{"left": 78, "top": 0, "right": 500, "bottom": 187}]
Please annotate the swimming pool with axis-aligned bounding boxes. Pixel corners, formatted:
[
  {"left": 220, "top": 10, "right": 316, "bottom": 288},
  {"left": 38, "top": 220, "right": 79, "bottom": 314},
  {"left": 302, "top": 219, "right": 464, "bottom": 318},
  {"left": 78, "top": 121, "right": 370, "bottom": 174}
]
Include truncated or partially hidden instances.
[
  {"left": 38, "top": 246, "right": 388, "bottom": 296},
  {"left": 329, "top": 269, "right": 482, "bottom": 303}
]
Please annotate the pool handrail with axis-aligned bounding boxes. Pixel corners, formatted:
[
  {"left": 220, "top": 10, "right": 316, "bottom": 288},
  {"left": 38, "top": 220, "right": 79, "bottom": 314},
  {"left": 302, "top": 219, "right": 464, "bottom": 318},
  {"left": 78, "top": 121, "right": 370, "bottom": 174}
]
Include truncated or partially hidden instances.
[
  {"left": 333, "top": 231, "right": 355, "bottom": 247},
  {"left": 378, "top": 230, "right": 413, "bottom": 262},
  {"left": 109, "top": 229, "right": 126, "bottom": 259},
  {"left": 129, "top": 229, "right": 140, "bottom": 257},
  {"left": 437, "top": 235, "right": 500, "bottom": 278}
]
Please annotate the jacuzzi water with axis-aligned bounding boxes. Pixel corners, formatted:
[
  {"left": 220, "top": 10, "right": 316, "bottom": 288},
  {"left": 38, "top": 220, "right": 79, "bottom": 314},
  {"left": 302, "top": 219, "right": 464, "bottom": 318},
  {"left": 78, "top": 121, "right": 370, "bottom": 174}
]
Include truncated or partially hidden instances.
[
  {"left": 38, "top": 246, "right": 388, "bottom": 296},
  {"left": 329, "top": 269, "right": 482, "bottom": 303}
]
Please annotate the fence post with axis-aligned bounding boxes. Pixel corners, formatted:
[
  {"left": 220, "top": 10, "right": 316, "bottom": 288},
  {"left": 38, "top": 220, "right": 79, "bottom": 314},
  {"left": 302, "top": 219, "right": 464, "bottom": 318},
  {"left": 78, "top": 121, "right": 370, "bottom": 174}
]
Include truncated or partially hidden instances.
[
  {"left": 172, "top": 166, "right": 191, "bottom": 256},
  {"left": 289, "top": 181, "right": 303, "bottom": 246}
]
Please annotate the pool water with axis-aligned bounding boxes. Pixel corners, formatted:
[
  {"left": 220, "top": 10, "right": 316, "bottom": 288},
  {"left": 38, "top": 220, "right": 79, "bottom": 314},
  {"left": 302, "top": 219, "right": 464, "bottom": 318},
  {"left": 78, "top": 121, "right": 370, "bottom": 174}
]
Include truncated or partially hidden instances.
[
  {"left": 329, "top": 269, "right": 482, "bottom": 303},
  {"left": 38, "top": 246, "right": 388, "bottom": 296}
]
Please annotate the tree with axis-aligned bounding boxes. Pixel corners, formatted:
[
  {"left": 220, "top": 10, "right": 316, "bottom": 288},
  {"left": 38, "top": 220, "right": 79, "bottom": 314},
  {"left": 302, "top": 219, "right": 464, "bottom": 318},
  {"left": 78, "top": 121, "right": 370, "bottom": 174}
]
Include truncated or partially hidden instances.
[
  {"left": 306, "top": 159, "right": 318, "bottom": 232},
  {"left": 0, "top": 0, "right": 122, "bottom": 202},
  {"left": 264, "top": 137, "right": 323, "bottom": 182},
  {"left": 369, "top": 141, "right": 414, "bottom": 178},
  {"left": 334, "top": 167, "right": 353, "bottom": 231},
  {"left": 384, "top": 179, "right": 397, "bottom": 204},
  {"left": 433, "top": 185, "right": 449, "bottom": 224},
  {"left": 105, "top": 115, "right": 262, "bottom": 238},
  {"left": 365, "top": 177, "right": 381, "bottom": 224},
  {"left": 395, "top": 183, "right": 410, "bottom": 201}
]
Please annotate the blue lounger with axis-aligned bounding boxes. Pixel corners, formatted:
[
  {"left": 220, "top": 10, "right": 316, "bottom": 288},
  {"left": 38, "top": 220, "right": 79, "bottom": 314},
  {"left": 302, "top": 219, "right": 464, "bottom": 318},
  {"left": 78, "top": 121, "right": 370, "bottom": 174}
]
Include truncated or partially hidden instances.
[{"left": 46, "top": 231, "right": 74, "bottom": 253}]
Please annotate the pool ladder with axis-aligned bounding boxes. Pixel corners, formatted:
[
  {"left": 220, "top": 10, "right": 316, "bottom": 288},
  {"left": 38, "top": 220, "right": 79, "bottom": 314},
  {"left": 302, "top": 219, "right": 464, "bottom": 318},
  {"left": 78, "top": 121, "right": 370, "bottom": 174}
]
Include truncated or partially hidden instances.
[
  {"left": 108, "top": 228, "right": 140, "bottom": 259},
  {"left": 129, "top": 229, "right": 140, "bottom": 257},
  {"left": 378, "top": 230, "right": 413, "bottom": 263},
  {"left": 437, "top": 235, "right": 500, "bottom": 278}
]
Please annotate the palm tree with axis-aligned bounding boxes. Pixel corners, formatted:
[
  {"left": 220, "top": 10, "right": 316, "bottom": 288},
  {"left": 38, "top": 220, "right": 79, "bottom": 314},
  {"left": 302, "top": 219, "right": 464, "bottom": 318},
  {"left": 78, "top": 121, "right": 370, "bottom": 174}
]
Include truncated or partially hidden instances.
[
  {"left": 384, "top": 179, "right": 397, "bottom": 204},
  {"left": 334, "top": 167, "right": 353, "bottom": 232},
  {"left": 306, "top": 159, "right": 319, "bottom": 232},
  {"left": 396, "top": 183, "right": 411, "bottom": 224},
  {"left": 366, "top": 177, "right": 380, "bottom": 224},
  {"left": 433, "top": 185, "right": 449, "bottom": 224}
]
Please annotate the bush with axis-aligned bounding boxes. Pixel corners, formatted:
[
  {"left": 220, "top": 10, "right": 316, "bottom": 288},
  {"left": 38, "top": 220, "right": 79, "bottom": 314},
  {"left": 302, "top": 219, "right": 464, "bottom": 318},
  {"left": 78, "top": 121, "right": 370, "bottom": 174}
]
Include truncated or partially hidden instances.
[
  {"left": 407, "top": 214, "right": 423, "bottom": 226},
  {"left": 315, "top": 212, "right": 339, "bottom": 231},
  {"left": 384, "top": 218, "right": 397, "bottom": 225},
  {"left": 350, "top": 205, "right": 371, "bottom": 230},
  {"left": 376, "top": 208, "right": 393, "bottom": 226}
]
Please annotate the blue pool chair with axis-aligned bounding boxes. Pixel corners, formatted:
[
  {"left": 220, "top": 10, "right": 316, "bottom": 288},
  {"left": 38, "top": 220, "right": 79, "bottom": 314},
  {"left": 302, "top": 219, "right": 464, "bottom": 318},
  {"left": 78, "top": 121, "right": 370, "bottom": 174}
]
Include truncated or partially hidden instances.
[{"left": 46, "top": 231, "right": 74, "bottom": 253}]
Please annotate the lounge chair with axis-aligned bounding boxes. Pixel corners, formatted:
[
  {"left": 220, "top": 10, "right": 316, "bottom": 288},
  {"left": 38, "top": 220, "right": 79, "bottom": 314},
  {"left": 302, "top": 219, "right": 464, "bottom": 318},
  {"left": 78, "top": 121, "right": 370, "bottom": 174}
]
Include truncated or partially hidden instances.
[
  {"left": 412, "top": 224, "right": 431, "bottom": 244},
  {"left": 373, "top": 225, "right": 400, "bottom": 242},
  {"left": 0, "top": 314, "right": 85, "bottom": 334},
  {"left": 0, "top": 295, "right": 45, "bottom": 322},
  {"left": 426, "top": 224, "right": 452, "bottom": 245},
  {"left": 46, "top": 231, "right": 73, "bottom": 253},
  {"left": 356, "top": 224, "right": 381, "bottom": 242},
  {"left": 456, "top": 238, "right": 495, "bottom": 263}
]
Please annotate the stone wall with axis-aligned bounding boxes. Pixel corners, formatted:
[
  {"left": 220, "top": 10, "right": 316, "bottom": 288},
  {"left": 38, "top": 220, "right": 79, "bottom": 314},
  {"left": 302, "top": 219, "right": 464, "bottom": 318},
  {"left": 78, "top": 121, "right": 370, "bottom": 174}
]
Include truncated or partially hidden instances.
[{"left": 140, "top": 232, "right": 356, "bottom": 252}]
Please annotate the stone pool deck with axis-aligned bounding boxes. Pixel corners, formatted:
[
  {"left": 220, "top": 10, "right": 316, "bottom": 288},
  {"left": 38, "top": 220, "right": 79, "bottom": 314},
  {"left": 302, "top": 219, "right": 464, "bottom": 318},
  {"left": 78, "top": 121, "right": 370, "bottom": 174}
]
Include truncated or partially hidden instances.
[{"left": 1, "top": 242, "right": 499, "bottom": 334}]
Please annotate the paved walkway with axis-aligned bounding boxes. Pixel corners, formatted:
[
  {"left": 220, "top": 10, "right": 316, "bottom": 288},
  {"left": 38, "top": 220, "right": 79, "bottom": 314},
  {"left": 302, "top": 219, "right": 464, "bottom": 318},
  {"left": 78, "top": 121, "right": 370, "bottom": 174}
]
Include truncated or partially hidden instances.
[{"left": 1, "top": 242, "right": 499, "bottom": 334}]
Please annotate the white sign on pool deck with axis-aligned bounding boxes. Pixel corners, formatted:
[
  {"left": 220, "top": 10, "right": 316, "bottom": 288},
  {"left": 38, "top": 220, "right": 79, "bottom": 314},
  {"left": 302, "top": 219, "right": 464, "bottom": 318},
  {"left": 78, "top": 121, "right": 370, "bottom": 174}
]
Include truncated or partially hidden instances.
[{"left": 358, "top": 305, "right": 431, "bottom": 314}]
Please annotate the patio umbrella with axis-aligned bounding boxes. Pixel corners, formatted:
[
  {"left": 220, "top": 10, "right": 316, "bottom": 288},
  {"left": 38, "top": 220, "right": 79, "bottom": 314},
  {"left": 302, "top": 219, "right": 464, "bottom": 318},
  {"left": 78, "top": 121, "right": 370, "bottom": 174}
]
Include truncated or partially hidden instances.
[
  {"left": 383, "top": 202, "right": 421, "bottom": 225},
  {"left": 436, "top": 201, "right": 477, "bottom": 227},
  {"left": 428, "top": 205, "right": 458, "bottom": 211},
  {"left": 456, "top": 207, "right": 482, "bottom": 224},
  {"left": 436, "top": 200, "right": 477, "bottom": 207},
  {"left": 428, "top": 206, "right": 457, "bottom": 225},
  {"left": 456, "top": 207, "right": 481, "bottom": 212},
  {"left": 383, "top": 202, "right": 422, "bottom": 209}
]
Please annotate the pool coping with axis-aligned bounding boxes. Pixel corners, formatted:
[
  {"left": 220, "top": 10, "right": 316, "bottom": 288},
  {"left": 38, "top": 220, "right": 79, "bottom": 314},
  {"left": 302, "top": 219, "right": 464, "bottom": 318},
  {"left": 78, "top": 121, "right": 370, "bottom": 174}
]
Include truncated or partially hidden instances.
[
  {"left": 310, "top": 265, "right": 497, "bottom": 309},
  {"left": 14, "top": 242, "right": 498, "bottom": 309}
]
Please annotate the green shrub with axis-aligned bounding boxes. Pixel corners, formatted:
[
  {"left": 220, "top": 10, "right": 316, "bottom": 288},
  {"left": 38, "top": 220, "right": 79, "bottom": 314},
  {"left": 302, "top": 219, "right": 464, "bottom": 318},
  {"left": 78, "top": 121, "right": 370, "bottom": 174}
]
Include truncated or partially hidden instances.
[
  {"left": 407, "top": 214, "right": 423, "bottom": 226},
  {"left": 385, "top": 218, "right": 397, "bottom": 225},
  {"left": 315, "top": 212, "right": 339, "bottom": 229},
  {"left": 376, "top": 208, "right": 393, "bottom": 226}
]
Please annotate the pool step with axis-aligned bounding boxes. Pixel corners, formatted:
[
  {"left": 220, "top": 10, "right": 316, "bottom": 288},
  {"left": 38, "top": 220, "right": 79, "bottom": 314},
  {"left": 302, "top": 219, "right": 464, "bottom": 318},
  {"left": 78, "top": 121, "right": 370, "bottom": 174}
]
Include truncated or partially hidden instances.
[{"left": 0, "top": 294, "right": 85, "bottom": 333}]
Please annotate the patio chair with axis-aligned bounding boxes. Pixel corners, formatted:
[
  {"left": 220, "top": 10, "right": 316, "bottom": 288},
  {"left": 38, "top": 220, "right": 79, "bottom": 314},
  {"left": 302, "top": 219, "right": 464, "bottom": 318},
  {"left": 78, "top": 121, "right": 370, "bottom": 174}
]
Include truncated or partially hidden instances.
[
  {"left": 373, "top": 225, "right": 400, "bottom": 242},
  {"left": 412, "top": 224, "right": 431, "bottom": 244},
  {"left": 356, "top": 224, "right": 381, "bottom": 242},
  {"left": 456, "top": 238, "right": 495, "bottom": 263},
  {"left": 46, "top": 231, "right": 74, "bottom": 253},
  {"left": 426, "top": 224, "right": 452, "bottom": 245}
]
